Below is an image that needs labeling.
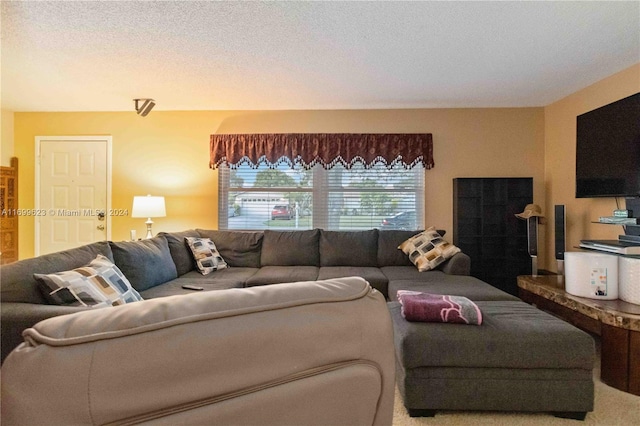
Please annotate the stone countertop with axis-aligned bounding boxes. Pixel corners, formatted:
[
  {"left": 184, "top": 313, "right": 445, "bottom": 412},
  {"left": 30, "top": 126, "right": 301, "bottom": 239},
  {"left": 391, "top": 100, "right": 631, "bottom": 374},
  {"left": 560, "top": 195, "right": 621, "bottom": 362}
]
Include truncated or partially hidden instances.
[{"left": 517, "top": 275, "right": 640, "bottom": 332}]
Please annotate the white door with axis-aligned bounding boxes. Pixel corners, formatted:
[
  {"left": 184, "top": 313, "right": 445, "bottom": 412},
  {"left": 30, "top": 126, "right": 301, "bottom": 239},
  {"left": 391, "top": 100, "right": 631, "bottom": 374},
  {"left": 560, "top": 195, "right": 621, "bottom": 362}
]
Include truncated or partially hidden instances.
[{"left": 36, "top": 136, "right": 112, "bottom": 255}]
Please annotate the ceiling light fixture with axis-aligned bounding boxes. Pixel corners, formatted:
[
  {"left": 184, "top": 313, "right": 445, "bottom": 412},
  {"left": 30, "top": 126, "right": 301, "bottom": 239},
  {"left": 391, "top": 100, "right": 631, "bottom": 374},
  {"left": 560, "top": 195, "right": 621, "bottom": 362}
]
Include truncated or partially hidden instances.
[{"left": 134, "top": 98, "right": 155, "bottom": 117}]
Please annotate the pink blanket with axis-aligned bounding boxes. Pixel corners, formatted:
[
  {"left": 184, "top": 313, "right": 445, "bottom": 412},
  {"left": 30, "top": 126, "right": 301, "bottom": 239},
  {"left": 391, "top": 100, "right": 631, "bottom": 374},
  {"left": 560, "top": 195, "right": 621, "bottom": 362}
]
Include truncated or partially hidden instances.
[{"left": 397, "top": 290, "right": 483, "bottom": 325}]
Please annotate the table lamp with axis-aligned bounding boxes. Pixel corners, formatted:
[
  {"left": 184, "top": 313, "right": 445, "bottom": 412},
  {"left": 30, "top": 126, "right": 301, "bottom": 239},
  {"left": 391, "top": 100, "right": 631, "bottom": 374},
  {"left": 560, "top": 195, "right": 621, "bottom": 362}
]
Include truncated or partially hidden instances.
[{"left": 132, "top": 195, "right": 166, "bottom": 239}]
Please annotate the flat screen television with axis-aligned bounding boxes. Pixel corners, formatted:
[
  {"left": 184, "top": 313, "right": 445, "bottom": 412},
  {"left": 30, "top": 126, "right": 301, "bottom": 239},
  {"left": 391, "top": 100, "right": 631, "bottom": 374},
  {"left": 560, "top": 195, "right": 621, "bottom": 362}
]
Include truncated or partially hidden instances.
[{"left": 575, "top": 92, "right": 640, "bottom": 198}]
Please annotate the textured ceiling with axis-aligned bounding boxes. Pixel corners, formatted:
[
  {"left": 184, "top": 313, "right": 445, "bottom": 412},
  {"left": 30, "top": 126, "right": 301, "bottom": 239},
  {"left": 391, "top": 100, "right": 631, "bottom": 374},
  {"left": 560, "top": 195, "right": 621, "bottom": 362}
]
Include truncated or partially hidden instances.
[{"left": 1, "top": 1, "right": 639, "bottom": 112}]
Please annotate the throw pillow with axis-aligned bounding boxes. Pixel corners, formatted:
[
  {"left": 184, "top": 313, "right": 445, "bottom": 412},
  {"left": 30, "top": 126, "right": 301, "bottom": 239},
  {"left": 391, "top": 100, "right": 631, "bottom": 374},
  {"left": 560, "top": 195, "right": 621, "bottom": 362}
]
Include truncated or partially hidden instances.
[
  {"left": 109, "top": 236, "right": 178, "bottom": 291},
  {"left": 196, "top": 229, "right": 263, "bottom": 267},
  {"left": 185, "top": 237, "right": 228, "bottom": 275},
  {"left": 399, "top": 227, "right": 461, "bottom": 272},
  {"left": 35, "top": 254, "right": 143, "bottom": 308},
  {"left": 158, "top": 230, "right": 200, "bottom": 276},
  {"left": 1, "top": 241, "right": 114, "bottom": 305}
]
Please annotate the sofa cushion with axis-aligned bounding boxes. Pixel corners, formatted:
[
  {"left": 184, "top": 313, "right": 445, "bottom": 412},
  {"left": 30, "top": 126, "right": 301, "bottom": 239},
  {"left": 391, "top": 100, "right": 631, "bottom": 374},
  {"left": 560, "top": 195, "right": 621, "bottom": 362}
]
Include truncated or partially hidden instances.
[
  {"left": 386, "top": 274, "right": 520, "bottom": 302},
  {"left": 110, "top": 236, "right": 177, "bottom": 291},
  {"left": 381, "top": 266, "right": 461, "bottom": 282},
  {"left": 380, "top": 253, "right": 469, "bottom": 281},
  {"left": 320, "top": 230, "right": 378, "bottom": 267},
  {"left": 377, "top": 230, "right": 422, "bottom": 267},
  {"left": 399, "top": 227, "right": 460, "bottom": 271},
  {"left": 158, "top": 230, "right": 200, "bottom": 276},
  {"left": 389, "top": 300, "right": 595, "bottom": 370},
  {"left": 260, "top": 230, "right": 320, "bottom": 266},
  {"left": 318, "top": 266, "right": 389, "bottom": 298},
  {"left": 438, "top": 252, "right": 471, "bottom": 276},
  {"left": 245, "top": 266, "right": 319, "bottom": 286},
  {"left": 0, "top": 241, "right": 114, "bottom": 304},
  {"left": 34, "top": 254, "right": 143, "bottom": 308},
  {"left": 139, "top": 268, "right": 258, "bottom": 299},
  {"left": 196, "top": 230, "right": 263, "bottom": 268},
  {"left": 185, "top": 237, "right": 228, "bottom": 275}
]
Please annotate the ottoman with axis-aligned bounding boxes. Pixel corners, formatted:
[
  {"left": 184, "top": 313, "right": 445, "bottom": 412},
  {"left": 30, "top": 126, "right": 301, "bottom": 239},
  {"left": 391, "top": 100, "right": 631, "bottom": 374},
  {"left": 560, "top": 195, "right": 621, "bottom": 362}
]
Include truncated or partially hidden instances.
[{"left": 389, "top": 300, "right": 595, "bottom": 419}]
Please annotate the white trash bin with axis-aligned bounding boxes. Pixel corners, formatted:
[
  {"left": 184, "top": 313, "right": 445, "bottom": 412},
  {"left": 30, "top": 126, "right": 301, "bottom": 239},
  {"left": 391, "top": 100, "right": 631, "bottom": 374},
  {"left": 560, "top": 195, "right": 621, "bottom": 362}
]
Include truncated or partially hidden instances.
[
  {"left": 619, "top": 256, "right": 640, "bottom": 304},
  {"left": 565, "top": 252, "right": 618, "bottom": 300}
]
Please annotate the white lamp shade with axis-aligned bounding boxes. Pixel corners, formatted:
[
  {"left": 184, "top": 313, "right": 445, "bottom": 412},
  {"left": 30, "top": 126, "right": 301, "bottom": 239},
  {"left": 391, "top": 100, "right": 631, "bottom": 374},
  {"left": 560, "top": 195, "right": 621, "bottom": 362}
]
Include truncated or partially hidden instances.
[{"left": 132, "top": 195, "right": 166, "bottom": 218}]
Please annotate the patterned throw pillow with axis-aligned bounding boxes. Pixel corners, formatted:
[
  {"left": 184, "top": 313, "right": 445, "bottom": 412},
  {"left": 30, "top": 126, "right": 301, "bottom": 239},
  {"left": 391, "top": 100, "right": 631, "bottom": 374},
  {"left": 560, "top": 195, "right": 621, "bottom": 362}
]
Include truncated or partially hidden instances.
[
  {"left": 185, "top": 237, "right": 228, "bottom": 275},
  {"left": 398, "top": 227, "right": 461, "bottom": 272},
  {"left": 35, "top": 255, "right": 143, "bottom": 308}
]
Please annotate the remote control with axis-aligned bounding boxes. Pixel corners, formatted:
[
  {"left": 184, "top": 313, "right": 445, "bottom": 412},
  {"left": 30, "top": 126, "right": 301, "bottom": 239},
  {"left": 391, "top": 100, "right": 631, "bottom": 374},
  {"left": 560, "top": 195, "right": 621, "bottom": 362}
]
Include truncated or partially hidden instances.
[{"left": 181, "top": 285, "right": 204, "bottom": 291}]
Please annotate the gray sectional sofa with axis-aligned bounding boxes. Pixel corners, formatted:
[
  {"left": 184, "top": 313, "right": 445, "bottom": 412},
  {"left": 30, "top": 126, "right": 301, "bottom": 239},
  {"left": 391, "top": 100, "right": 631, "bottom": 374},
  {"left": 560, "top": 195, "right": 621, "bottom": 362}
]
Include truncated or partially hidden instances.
[
  {"left": 0, "top": 227, "right": 596, "bottom": 419},
  {"left": 2, "top": 277, "right": 396, "bottom": 426},
  {"left": 0, "top": 228, "right": 471, "bottom": 362}
]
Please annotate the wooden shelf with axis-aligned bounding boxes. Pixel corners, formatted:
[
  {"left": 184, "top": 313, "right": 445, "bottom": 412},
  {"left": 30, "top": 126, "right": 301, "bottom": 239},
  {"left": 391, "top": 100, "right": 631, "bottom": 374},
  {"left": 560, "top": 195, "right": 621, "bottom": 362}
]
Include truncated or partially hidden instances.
[{"left": 518, "top": 275, "right": 640, "bottom": 396}]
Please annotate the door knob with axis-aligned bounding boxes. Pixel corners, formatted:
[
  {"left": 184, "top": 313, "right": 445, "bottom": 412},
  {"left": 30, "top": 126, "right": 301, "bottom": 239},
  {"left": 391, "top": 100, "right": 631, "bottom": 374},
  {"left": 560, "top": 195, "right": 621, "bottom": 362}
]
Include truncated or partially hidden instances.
[
  {"left": 97, "top": 210, "right": 105, "bottom": 221},
  {"left": 97, "top": 224, "right": 105, "bottom": 231}
]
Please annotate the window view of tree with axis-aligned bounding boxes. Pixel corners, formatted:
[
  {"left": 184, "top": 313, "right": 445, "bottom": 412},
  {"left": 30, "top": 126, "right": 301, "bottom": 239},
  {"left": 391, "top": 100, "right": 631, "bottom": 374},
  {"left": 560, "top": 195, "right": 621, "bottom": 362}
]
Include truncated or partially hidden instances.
[
  {"left": 254, "top": 169, "right": 296, "bottom": 187},
  {"left": 229, "top": 170, "right": 244, "bottom": 187},
  {"left": 219, "top": 161, "right": 423, "bottom": 231}
]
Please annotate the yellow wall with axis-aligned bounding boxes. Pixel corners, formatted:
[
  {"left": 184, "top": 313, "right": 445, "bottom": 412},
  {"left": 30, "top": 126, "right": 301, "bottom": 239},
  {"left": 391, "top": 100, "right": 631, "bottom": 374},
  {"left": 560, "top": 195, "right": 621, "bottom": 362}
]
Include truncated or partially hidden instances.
[
  {"left": 1, "top": 109, "right": 15, "bottom": 166},
  {"left": 10, "top": 64, "right": 640, "bottom": 269},
  {"left": 543, "top": 63, "right": 640, "bottom": 271},
  {"left": 15, "top": 108, "right": 544, "bottom": 259}
]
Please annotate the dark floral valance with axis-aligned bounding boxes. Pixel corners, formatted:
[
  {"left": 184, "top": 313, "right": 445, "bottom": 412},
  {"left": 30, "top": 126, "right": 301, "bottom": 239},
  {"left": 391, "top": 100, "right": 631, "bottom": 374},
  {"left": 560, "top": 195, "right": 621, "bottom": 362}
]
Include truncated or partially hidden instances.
[{"left": 209, "top": 133, "right": 434, "bottom": 170}]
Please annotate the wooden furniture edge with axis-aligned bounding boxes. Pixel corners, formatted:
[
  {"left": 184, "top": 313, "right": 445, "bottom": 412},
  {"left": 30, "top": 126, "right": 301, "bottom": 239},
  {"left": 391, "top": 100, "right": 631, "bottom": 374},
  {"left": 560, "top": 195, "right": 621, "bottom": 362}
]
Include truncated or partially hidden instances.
[{"left": 518, "top": 275, "right": 640, "bottom": 396}]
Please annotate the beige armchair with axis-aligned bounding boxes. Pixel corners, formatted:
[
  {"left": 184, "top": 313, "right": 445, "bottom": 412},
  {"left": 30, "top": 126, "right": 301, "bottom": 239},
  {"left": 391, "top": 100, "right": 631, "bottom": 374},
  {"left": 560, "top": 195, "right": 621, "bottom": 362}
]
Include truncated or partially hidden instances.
[{"left": 1, "top": 277, "right": 395, "bottom": 426}]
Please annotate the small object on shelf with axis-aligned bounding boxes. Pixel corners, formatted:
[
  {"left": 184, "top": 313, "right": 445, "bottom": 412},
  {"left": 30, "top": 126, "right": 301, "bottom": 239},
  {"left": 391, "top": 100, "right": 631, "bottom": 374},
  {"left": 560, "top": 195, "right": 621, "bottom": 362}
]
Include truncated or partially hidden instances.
[
  {"left": 598, "top": 216, "right": 639, "bottom": 225},
  {"left": 619, "top": 234, "right": 640, "bottom": 244},
  {"left": 613, "top": 209, "right": 632, "bottom": 218},
  {"left": 579, "top": 239, "right": 640, "bottom": 255}
]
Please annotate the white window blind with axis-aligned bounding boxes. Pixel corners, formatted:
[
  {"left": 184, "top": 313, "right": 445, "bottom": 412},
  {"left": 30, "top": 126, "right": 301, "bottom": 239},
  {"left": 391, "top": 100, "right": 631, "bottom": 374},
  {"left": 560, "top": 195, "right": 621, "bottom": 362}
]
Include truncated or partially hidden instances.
[{"left": 219, "top": 160, "right": 424, "bottom": 231}]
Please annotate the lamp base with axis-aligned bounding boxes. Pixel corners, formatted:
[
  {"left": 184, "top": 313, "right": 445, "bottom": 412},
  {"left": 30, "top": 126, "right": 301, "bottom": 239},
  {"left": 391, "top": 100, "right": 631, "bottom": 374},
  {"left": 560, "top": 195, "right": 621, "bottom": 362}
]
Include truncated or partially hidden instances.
[{"left": 145, "top": 218, "right": 154, "bottom": 239}]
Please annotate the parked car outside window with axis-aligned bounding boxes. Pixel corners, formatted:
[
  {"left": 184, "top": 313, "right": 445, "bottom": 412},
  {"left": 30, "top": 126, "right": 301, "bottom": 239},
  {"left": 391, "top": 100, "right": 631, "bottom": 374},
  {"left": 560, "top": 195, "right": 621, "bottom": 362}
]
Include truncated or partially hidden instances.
[
  {"left": 380, "top": 211, "right": 416, "bottom": 230},
  {"left": 271, "top": 205, "right": 292, "bottom": 220}
]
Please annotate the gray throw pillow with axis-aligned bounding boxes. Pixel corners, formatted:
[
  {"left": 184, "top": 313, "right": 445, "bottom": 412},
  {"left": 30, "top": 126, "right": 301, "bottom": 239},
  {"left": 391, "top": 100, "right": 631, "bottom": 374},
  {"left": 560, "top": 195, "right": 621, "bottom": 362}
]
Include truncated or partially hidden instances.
[
  {"left": 377, "top": 230, "right": 424, "bottom": 267},
  {"left": 158, "top": 230, "right": 200, "bottom": 276},
  {"left": 110, "top": 236, "right": 177, "bottom": 291},
  {"left": 196, "top": 230, "right": 264, "bottom": 268}
]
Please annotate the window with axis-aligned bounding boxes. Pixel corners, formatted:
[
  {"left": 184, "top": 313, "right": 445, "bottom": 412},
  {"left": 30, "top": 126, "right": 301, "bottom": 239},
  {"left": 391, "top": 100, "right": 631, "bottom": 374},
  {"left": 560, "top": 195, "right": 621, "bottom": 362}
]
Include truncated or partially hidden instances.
[
  {"left": 211, "top": 133, "right": 433, "bottom": 230},
  {"left": 219, "top": 161, "right": 313, "bottom": 230},
  {"left": 219, "top": 159, "right": 424, "bottom": 231}
]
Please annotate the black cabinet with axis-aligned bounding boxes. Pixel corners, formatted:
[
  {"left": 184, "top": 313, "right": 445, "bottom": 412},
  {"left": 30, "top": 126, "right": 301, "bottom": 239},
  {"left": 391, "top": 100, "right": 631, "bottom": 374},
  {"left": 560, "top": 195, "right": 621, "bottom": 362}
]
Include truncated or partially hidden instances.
[{"left": 453, "top": 178, "right": 533, "bottom": 295}]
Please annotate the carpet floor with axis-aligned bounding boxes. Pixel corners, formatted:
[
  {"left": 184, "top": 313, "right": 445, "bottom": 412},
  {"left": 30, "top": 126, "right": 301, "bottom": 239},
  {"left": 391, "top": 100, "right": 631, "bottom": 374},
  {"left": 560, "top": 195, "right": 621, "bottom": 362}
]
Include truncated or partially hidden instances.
[{"left": 392, "top": 341, "right": 640, "bottom": 425}]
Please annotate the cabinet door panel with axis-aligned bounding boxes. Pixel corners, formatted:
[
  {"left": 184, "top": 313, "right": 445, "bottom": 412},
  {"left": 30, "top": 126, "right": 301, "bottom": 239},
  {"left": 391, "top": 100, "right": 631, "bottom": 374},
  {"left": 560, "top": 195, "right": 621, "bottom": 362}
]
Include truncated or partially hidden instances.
[{"left": 453, "top": 177, "right": 532, "bottom": 296}]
